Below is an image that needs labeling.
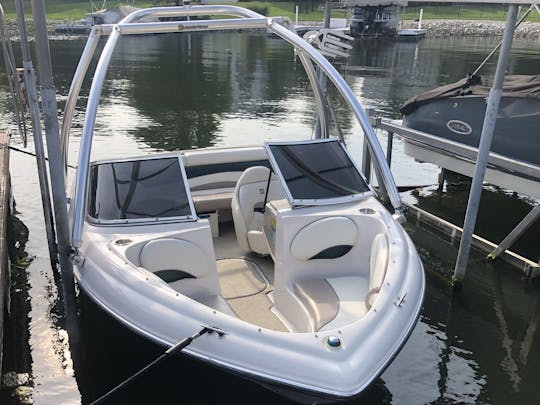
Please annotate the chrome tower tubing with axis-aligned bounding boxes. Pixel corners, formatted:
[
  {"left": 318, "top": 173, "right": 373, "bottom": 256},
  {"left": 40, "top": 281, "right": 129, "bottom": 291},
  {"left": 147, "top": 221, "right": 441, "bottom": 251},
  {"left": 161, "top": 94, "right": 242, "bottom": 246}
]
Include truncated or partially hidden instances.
[
  {"left": 61, "top": 3, "right": 263, "bottom": 177},
  {"left": 61, "top": 26, "right": 103, "bottom": 177},
  {"left": 118, "top": 18, "right": 271, "bottom": 35},
  {"left": 296, "top": 50, "right": 327, "bottom": 139},
  {"left": 268, "top": 22, "right": 402, "bottom": 211},
  {"left": 71, "top": 6, "right": 268, "bottom": 247},
  {"left": 71, "top": 24, "right": 123, "bottom": 248},
  {"left": 114, "top": 5, "right": 262, "bottom": 23},
  {"left": 71, "top": 5, "right": 401, "bottom": 248}
]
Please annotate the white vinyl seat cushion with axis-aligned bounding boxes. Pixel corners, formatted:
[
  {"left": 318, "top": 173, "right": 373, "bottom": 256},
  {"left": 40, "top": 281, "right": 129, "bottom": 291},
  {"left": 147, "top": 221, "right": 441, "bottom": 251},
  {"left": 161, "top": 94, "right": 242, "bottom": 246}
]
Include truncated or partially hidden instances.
[
  {"left": 366, "top": 233, "right": 389, "bottom": 308},
  {"left": 290, "top": 217, "right": 358, "bottom": 260},
  {"left": 294, "top": 276, "right": 369, "bottom": 332},
  {"left": 231, "top": 166, "right": 285, "bottom": 255},
  {"left": 140, "top": 238, "right": 209, "bottom": 277},
  {"left": 139, "top": 238, "right": 220, "bottom": 299},
  {"left": 292, "top": 234, "right": 389, "bottom": 331}
]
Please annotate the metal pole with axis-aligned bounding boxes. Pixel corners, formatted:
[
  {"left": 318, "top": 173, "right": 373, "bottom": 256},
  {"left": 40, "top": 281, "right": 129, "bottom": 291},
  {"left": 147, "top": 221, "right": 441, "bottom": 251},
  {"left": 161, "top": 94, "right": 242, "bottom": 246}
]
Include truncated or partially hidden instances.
[
  {"left": 362, "top": 139, "right": 371, "bottom": 182},
  {"left": 386, "top": 132, "right": 393, "bottom": 167},
  {"left": 487, "top": 204, "right": 540, "bottom": 261},
  {"left": 472, "top": 5, "right": 533, "bottom": 78},
  {"left": 13, "top": 0, "right": 58, "bottom": 266},
  {"left": 314, "top": 0, "right": 331, "bottom": 139},
  {"left": 29, "top": 0, "right": 77, "bottom": 330},
  {"left": 323, "top": 0, "right": 331, "bottom": 29},
  {"left": 452, "top": 5, "right": 519, "bottom": 288}
]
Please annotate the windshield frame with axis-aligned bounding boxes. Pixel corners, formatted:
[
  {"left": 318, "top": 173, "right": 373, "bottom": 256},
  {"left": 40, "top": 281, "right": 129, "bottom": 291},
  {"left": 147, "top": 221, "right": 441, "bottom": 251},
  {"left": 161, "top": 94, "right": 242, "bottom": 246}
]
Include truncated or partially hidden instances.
[
  {"left": 265, "top": 138, "right": 375, "bottom": 207},
  {"left": 86, "top": 153, "right": 197, "bottom": 226}
]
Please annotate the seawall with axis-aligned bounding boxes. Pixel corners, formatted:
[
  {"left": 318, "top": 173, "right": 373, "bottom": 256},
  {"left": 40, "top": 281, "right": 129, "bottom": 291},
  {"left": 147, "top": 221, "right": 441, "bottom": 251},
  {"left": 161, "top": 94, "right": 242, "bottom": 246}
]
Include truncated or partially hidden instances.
[{"left": 402, "top": 19, "right": 540, "bottom": 39}]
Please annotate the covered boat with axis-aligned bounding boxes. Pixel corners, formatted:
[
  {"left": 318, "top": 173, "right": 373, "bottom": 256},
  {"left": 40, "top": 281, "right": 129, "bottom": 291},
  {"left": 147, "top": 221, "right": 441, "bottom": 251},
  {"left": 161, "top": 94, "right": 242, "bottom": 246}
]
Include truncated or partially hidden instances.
[
  {"left": 62, "top": 5, "right": 425, "bottom": 402},
  {"left": 401, "top": 74, "right": 540, "bottom": 167}
]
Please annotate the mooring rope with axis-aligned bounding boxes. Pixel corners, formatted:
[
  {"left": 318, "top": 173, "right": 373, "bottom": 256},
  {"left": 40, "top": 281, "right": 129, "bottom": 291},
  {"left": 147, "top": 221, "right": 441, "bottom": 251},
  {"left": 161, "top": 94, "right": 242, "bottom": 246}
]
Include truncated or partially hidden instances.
[{"left": 8, "top": 145, "right": 77, "bottom": 169}]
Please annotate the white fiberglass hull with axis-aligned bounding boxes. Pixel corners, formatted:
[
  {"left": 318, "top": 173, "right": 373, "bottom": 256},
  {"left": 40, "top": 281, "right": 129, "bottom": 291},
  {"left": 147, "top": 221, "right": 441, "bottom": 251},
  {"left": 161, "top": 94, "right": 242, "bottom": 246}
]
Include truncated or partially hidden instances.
[{"left": 74, "top": 218, "right": 424, "bottom": 401}]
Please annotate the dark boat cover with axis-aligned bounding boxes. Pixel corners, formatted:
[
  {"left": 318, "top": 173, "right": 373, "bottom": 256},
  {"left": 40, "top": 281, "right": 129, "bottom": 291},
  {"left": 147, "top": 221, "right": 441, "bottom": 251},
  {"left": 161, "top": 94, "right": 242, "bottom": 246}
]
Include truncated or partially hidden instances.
[{"left": 400, "top": 75, "right": 540, "bottom": 115}]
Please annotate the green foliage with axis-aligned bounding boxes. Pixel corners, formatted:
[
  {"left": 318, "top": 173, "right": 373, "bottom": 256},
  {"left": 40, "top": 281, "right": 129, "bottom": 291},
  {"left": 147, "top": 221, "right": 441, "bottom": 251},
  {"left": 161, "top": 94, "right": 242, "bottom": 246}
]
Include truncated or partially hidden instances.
[
  {"left": 3, "top": 1, "right": 537, "bottom": 22},
  {"left": 246, "top": 4, "right": 269, "bottom": 16}
]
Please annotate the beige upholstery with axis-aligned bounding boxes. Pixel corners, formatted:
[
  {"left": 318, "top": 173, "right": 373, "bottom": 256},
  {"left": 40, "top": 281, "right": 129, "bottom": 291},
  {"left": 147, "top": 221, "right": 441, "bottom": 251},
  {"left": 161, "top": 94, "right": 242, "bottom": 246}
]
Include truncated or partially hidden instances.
[
  {"left": 191, "top": 190, "right": 233, "bottom": 213},
  {"left": 293, "top": 279, "right": 339, "bottom": 331},
  {"left": 183, "top": 146, "right": 267, "bottom": 167},
  {"left": 294, "top": 276, "right": 369, "bottom": 332},
  {"left": 231, "top": 166, "right": 285, "bottom": 255},
  {"left": 139, "top": 238, "right": 220, "bottom": 299},
  {"left": 290, "top": 217, "right": 358, "bottom": 260},
  {"left": 366, "top": 233, "right": 389, "bottom": 308},
  {"left": 320, "top": 277, "right": 369, "bottom": 331}
]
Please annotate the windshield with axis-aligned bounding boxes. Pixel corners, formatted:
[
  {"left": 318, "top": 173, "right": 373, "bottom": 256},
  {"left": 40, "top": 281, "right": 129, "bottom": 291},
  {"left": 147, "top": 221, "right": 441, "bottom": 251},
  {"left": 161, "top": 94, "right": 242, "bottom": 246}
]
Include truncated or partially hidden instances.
[
  {"left": 266, "top": 140, "right": 371, "bottom": 204},
  {"left": 88, "top": 156, "right": 195, "bottom": 221}
]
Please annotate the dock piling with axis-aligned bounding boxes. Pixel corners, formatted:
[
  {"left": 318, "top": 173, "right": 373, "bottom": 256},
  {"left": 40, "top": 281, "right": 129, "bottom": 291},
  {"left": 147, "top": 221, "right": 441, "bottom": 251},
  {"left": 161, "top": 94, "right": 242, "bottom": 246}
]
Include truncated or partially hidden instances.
[
  {"left": 14, "top": 0, "right": 58, "bottom": 266},
  {"left": 0, "top": 132, "right": 10, "bottom": 377},
  {"left": 29, "top": 0, "right": 77, "bottom": 338},
  {"left": 452, "top": 4, "right": 519, "bottom": 287}
]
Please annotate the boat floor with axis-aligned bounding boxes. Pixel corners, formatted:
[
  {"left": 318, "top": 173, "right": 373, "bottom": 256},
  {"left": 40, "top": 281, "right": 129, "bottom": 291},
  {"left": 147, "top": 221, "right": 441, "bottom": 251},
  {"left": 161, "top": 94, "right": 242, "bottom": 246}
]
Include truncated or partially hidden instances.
[{"left": 213, "top": 222, "right": 288, "bottom": 332}]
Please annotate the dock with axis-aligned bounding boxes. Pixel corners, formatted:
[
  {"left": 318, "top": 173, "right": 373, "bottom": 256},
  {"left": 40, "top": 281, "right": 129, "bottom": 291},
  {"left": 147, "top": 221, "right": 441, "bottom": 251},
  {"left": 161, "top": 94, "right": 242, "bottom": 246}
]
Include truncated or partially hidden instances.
[
  {"left": 368, "top": 115, "right": 540, "bottom": 279},
  {"left": 0, "top": 132, "right": 11, "bottom": 376}
]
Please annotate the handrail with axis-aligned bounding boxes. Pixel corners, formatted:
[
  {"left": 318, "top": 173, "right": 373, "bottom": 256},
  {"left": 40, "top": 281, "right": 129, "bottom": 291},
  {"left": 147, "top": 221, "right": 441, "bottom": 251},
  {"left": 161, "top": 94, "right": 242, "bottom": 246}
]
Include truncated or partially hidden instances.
[{"left": 69, "top": 5, "right": 402, "bottom": 247}]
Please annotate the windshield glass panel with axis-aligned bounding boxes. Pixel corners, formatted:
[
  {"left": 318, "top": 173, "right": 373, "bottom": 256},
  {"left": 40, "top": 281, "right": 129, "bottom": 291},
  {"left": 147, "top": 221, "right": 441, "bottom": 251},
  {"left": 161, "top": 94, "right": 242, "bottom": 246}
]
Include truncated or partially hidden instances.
[
  {"left": 267, "top": 140, "right": 370, "bottom": 202},
  {"left": 88, "top": 157, "right": 194, "bottom": 221}
]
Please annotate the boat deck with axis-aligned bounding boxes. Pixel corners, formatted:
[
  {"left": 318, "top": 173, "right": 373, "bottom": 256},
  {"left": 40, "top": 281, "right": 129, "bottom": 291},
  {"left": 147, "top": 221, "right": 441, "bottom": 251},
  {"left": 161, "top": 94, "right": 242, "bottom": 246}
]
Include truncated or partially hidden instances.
[{"left": 213, "top": 221, "right": 288, "bottom": 332}]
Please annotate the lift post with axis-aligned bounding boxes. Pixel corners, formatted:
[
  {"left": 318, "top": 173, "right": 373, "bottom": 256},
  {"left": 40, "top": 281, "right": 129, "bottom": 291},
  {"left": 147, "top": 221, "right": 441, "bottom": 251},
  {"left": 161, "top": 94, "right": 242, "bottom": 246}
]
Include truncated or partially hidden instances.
[
  {"left": 29, "top": 0, "right": 77, "bottom": 333},
  {"left": 452, "top": 4, "right": 519, "bottom": 287},
  {"left": 13, "top": 0, "right": 58, "bottom": 266}
]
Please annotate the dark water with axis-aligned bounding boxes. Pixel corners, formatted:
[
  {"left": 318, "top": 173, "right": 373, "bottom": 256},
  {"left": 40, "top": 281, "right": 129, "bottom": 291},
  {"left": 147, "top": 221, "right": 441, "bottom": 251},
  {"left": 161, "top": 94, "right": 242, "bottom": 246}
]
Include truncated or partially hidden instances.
[{"left": 1, "top": 32, "right": 539, "bottom": 404}]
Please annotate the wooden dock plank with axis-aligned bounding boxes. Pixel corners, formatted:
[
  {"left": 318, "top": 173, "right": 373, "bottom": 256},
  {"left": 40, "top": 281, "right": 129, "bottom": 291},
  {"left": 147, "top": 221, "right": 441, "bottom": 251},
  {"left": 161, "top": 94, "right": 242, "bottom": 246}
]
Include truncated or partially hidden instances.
[{"left": 0, "top": 132, "right": 11, "bottom": 376}]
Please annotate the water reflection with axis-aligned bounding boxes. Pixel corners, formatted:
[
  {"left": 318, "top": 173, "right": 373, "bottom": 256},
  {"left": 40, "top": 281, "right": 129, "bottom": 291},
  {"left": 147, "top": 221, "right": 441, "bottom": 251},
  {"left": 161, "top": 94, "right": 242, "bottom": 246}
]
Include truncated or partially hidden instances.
[
  {"left": 102, "top": 33, "right": 318, "bottom": 151},
  {"left": 1, "top": 32, "right": 539, "bottom": 405},
  {"left": 409, "top": 185, "right": 539, "bottom": 260}
]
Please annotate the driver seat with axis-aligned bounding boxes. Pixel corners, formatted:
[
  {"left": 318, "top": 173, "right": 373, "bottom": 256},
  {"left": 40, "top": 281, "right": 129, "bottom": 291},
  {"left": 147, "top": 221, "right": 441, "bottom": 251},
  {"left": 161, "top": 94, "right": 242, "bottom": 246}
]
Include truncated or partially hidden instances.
[{"left": 231, "top": 166, "right": 285, "bottom": 255}]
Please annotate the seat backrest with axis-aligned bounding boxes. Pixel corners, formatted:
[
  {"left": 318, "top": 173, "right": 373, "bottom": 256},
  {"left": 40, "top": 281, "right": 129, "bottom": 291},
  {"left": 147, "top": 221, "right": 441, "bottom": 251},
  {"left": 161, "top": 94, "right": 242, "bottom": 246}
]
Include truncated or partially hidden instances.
[
  {"left": 232, "top": 166, "right": 284, "bottom": 252},
  {"left": 290, "top": 217, "right": 358, "bottom": 261},
  {"left": 366, "top": 233, "right": 389, "bottom": 308},
  {"left": 139, "top": 238, "right": 220, "bottom": 298}
]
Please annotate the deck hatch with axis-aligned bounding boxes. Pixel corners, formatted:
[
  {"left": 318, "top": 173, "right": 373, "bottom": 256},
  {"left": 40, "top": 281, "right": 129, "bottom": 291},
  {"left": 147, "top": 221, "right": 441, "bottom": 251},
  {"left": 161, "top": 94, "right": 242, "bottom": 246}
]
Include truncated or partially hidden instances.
[{"left": 88, "top": 156, "right": 196, "bottom": 223}]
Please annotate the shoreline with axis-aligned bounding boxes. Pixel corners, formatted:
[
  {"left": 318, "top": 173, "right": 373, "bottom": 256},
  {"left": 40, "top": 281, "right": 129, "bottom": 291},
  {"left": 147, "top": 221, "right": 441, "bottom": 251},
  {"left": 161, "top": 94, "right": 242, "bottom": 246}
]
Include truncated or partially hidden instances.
[
  {"left": 3, "top": 18, "right": 540, "bottom": 39},
  {"left": 402, "top": 19, "right": 540, "bottom": 39}
]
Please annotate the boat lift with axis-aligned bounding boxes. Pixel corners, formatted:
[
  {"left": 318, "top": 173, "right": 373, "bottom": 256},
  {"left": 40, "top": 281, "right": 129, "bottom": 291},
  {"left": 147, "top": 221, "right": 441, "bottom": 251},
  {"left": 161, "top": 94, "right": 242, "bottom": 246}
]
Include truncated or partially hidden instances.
[
  {"left": 365, "top": 0, "right": 540, "bottom": 282},
  {"left": 4, "top": 0, "right": 538, "bottom": 301}
]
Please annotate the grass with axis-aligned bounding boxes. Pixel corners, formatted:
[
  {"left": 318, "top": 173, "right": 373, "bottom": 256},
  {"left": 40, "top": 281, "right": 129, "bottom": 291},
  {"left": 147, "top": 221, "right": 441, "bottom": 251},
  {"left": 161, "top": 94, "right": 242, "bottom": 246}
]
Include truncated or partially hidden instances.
[
  {"left": 1, "top": 2, "right": 538, "bottom": 23},
  {"left": 0, "top": 1, "right": 345, "bottom": 21}
]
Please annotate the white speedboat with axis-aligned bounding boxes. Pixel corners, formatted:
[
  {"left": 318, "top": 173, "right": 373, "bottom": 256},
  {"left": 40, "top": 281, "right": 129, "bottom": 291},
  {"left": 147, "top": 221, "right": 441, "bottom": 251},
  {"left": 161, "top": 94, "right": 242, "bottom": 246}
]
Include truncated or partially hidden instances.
[{"left": 62, "top": 5, "right": 425, "bottom": 402}]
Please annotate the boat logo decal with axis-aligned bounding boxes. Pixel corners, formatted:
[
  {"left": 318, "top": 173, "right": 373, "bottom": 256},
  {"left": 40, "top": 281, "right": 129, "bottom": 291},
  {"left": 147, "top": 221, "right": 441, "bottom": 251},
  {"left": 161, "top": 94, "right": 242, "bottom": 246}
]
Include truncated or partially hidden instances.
[
  {"left": 178, "top": 24, "right": 209, "bottom": 32},
  {"left": 446, "top": 120, "right": 472, "bottom": 135}
]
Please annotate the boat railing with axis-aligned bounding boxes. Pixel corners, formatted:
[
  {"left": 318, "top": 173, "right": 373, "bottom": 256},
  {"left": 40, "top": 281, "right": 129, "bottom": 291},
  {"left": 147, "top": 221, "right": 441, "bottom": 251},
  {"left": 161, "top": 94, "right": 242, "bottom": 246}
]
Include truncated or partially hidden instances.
[
  {"left": 370, "top": 116, "right": 540, "bottom": 183},
  {"left": 64, "top": 5, "right": 402, "bottom": 248}
]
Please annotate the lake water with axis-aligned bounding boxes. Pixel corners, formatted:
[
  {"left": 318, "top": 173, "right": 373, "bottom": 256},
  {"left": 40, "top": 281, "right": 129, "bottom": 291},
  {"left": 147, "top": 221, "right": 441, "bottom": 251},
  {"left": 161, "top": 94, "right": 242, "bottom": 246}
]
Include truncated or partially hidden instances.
[{"left": 0, "top": 32, "right": 539, "bottom": 404}]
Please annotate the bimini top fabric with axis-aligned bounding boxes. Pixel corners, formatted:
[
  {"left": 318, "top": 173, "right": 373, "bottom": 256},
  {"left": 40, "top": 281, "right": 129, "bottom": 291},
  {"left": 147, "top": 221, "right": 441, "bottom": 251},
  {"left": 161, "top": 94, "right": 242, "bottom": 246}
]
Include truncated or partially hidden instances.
[{"left": 400, "top": 74, "right": 540, "bottom": 115}]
